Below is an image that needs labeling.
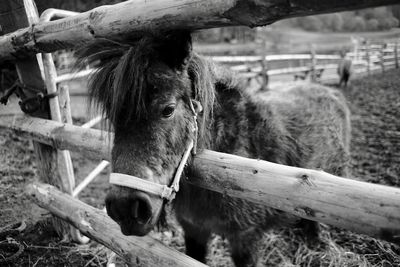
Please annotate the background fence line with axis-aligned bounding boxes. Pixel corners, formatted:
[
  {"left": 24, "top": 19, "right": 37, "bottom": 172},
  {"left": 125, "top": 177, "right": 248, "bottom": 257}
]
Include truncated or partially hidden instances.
[{"left": 53, "top": 39, "right": 400, "bottom": 95}]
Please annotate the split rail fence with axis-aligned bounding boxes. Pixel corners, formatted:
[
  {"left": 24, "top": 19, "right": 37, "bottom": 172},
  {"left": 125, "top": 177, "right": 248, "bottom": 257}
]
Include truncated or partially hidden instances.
[
  {"left": 210, "top": 39, "right": 400, "bottom": 88},
  {"left": 54, "top": 40, "right": 400, "bottom": 94},
  {"left": 1, "top": 0, "right": 400, "bottom": 266}
]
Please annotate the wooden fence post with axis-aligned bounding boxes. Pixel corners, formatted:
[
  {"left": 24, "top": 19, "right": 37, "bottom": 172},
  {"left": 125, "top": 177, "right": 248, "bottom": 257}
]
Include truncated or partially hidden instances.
[
  {"left": 59, "top": 85, "right": 73, "bottom": 124},
  {"left": 42, "top": 52, "right": 89, "bottom": 243},
  {"left": 380, "top": 44, "right": 386, "bottom": 73},
  {"left": 259, "top": 59, "right": 269, "bottom": 90},
  {"left": 395, "top": 41, "right": 399, "bottom": 69},
  {"left": 259, "top": 39, "right": 269, "bottom": 90},
  {"left": 366, "top": 41, "right": 371, "bottom": 75},
  {"left": 352, "top": 37, "right": 359, "bottom": 61},
  {"left": 310, "top": 44, "right": 317, "bottom": 82}
]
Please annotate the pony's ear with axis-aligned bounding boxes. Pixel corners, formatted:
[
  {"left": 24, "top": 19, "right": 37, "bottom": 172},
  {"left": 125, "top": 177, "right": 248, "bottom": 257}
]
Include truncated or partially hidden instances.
[{"left": 158, "top": 31, "right": 192, "bottom": 71}]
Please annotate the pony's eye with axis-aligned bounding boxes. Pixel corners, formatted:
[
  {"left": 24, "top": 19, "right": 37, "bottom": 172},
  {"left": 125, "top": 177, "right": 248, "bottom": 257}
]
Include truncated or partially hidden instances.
[{"left": 162, "top": 104, "right": 175, "bottom": 118}]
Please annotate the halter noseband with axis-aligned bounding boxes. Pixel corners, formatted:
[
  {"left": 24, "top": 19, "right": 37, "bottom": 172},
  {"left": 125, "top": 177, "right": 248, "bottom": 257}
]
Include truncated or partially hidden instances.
[{"left": 109, "top": 99, "right": 201, "bottom": 202}]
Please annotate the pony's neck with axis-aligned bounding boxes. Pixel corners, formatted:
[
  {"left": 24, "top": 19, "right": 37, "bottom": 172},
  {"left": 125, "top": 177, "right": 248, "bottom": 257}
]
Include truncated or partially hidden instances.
[
  {"left": 188, "top": 54, "right": 249, "bottom": 153},
  {"left": 196, "top": 63, "right": 247, "bottom": 153}
]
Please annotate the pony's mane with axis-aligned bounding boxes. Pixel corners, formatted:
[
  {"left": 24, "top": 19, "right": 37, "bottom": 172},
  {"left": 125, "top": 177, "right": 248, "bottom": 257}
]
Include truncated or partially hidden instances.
[
  {"left": 186, "top": 54, "right": 217, "bottom": 146},
  {"left": 76, "top": 33, "right": 218, "bottom": 144},
  {"left": 76, "top": 37, "right": 158, "bottom": 127}
]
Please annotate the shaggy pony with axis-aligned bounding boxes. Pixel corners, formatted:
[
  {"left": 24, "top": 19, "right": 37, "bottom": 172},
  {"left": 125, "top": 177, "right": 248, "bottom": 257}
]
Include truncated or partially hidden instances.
[{"left": 77, "top": 31, "right": 351, "bottom": 266}]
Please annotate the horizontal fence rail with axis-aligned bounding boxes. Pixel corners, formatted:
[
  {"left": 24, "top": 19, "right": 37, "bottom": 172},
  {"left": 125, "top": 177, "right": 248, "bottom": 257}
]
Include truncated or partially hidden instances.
[
  {"left": 1, "top": 114, "right": 400, "bottom": 244},
  {"left": 211, "top": 41, "right": 400, "bottom": 84},
  {"left": 211, "top": 54, "right": 341, "bottom": 63},
  {"left": 0, "top": 0, "right": 399, "bottom": 61},
  {"left": 26, "top": 182, "right": 206, "bottom": 267}
]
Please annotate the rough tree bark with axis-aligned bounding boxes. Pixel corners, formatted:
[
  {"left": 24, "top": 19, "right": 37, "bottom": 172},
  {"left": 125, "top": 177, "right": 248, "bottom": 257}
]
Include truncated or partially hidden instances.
[{"left": 0, "top": 0, "right": 399, "bottom": 61}]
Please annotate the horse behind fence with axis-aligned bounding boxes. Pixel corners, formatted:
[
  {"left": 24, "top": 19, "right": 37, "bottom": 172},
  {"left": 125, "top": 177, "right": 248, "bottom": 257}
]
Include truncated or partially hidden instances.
[
  {"left": 338, "top": 50, "right": 353, "bottom": 88},
  {"left": 77, "top": 31, "right": 351, "bottom": 266}
]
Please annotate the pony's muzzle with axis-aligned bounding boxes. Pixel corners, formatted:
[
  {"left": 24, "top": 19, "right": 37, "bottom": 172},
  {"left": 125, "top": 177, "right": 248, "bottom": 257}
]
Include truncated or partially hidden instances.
[{"left": 105, "top": 190, "right": 154, "bottom": 236}]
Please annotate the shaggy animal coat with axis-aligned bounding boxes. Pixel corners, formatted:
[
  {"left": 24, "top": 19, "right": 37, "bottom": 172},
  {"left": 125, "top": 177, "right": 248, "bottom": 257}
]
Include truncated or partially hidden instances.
[
  {"left": 338, "top": 57, "right": 352, "bottom": 88},
  {"left": 176, "top": 58, "right": 351, "bottom": 265},
  {"left": 78, "top": 32, "right": 351, "bottom": 267}
]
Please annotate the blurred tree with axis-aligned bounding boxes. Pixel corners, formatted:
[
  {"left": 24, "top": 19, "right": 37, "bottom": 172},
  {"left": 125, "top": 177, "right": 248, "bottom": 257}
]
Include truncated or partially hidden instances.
[
  {"left": 281, "top": 6, "right": 399, "bottom": 32},
  {"left": 299, "top": 16, "right": 324, "bottom": 31},
  {"left": 352, "top": 16, "right": 367, "bottom": 31},
  {"left": 330, "top": 14, "right": 344, "bottom": 32},
  {"left": 392, "top": 5, "right": 400, "bottom": 21},
  {"left": 366, "top": 19, "right": 380, "bottom": 31},
  {"left": 380, "top": 17, "right": 399, "bottom": 30}
]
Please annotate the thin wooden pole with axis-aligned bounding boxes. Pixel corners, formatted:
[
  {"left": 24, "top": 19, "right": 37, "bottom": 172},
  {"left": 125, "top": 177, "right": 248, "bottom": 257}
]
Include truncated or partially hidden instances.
[
  {"left": 77, "top": 115, "right": 110, "bottom": 199},
  {"left": 395, "top": 41, "right": 399, "bottom": 69},
  {"left": 356, "top": 39, "right": 359, "bottom": 61},
  {"left": 59, "top": 78, "right": 92, "bottom": 244},
  {"left": 73, "top": 160, "right": 110, "bottom": 197},
  {"left": 41, "top": 49, "right": 89, "bottom": 244},
  {"left": 259, "top": 38, "right": 269, "bottom": 90},
  {"left": 259, "top": 59, "right": 269, "bottom": 90},
  {"left": 380, "top": 44, "right": 385, "bottom": 73},
  {"left": 81, "top": 115, "right": 103, "bottom": 129},
  {"left": 366, "top": 41, "right": 371, "bottom": 76},
  {"left": 310, "top": 44, "right": 317, "bottom": 82}
]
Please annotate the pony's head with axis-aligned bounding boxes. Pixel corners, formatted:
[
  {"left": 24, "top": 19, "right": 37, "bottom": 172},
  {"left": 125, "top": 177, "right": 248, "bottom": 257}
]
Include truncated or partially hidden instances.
[{"left": 78, "top": 32, "right": 214, "bottom": 236}]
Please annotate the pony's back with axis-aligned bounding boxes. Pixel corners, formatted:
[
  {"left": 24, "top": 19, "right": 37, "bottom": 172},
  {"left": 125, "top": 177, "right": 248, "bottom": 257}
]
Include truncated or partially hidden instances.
[
  {"left": 180, "top": 55, "right": 352, "bottom": 267},
  {"left": 261, "top": 82, "right": 351, "bottom": 176}
]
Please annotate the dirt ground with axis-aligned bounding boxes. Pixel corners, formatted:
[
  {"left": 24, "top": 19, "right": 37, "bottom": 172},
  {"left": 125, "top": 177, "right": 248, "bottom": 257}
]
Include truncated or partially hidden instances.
[{"left": 1, "top": 69, "right": 400, "bottom": 266}]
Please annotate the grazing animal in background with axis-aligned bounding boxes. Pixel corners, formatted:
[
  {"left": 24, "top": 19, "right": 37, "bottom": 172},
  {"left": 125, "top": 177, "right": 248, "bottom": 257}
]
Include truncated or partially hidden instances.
[
  {"left": 78, "top": 31, "right": 351, "bottom": 266},
  {"left": 337, "top": 50, "right": 352, "bottom": 88}
]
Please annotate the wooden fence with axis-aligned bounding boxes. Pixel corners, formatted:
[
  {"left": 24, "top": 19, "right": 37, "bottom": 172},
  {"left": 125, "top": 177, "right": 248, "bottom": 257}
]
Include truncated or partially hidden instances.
[
  {"left": 210, "top": 40, "right": 400, "bottom": 87},
  {"left": 1, "top": 114, "right": 399, "bottom": 242},
  {"left": 0, "top": 0, "right": 399, "bottom": 61},
  {"left": 1, "top": 0, "right": 400, "bottom": 266},
  {"left": 53, "top": 41, "right": 400, "bottom": 93}
]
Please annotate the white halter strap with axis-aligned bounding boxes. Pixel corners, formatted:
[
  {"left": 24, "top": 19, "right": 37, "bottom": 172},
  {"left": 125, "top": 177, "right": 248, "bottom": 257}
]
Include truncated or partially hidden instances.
[{"left": 109, "top": 99, "right": 201, "bottom": 202}]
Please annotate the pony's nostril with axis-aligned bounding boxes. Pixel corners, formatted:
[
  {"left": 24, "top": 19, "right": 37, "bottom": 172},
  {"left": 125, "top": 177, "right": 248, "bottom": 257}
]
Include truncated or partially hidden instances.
[
  {"left": 105, "top": 197, "right": 118, "bottom": 221},
  {"left": 132, "top": 200, "right": 139, "bottom": 219},
  {"left": 105, "top": 196, "right": 128, "bottom": 223},
  {"left": 105, "top": 198, "right": 111, "bottom": 214},
  {"left": 130, "top": 198, "right": 152, "bottom": 224},
  {"left": 106, "top": 193, "right": 153, "bottom": 226}
]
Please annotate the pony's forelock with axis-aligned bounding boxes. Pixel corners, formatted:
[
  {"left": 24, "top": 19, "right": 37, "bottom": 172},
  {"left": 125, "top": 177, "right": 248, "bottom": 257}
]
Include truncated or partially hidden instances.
[{"left": 76, "top": 37, "right": 157, "bottom": 128}]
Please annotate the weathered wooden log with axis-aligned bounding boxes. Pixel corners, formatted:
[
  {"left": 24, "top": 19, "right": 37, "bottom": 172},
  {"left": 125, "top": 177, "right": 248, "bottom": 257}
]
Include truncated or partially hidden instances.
[
  {"left": 192, "top": 151, "right": 400, "bottom": 245},
  {"left": 26, "top": 182, "right": 206, "bottom": 267},
  {"left": 2, "top": 114, "right": 400, "bottom": 244},
  {"left": 0, "top": 115, "right": 110, "bottom": 159},
  {"left": 0, "top": 0, "right": 399, "bottom": 61}
]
